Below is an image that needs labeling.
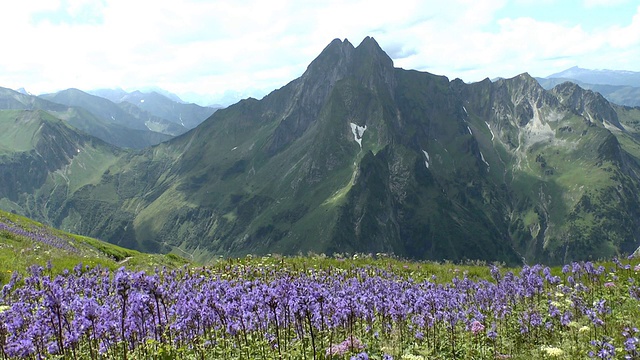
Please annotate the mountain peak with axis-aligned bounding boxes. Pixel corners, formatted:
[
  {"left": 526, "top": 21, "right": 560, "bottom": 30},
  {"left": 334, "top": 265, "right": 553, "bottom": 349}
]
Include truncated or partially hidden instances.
[
  {"left": 354, "top": 36, "right": 393, "bottom": 66},
  {"left": 307, "top": 38, "right": 355, "bottom": 67},
  {"left": 305, "top": 37, "right": 393, "bottom": 77},
  {"left": 357, "top": 36, "right": 378, "bottom": 47},
  {"left": 357, "top": 35, "right": 378, "bottom": 48},
  {"left": 265, "top": 36, "right": 395, "bottom": 155}
]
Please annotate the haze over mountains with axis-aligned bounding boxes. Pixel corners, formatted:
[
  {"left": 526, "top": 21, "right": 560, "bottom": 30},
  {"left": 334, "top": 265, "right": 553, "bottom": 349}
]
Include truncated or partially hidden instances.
[
  {"left": 0, "top": 86, "right": 217, "bottom": 148},
  {"left": 537, "top": 66, "right": 640, "bottom": 107},
  {"left": 1, "top": 37, "right": 640, "bottom": 265}
]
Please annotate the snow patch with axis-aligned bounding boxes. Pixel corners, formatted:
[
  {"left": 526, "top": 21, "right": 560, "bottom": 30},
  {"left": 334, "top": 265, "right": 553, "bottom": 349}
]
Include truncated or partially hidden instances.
[
  {"left": 350, "top": 123, "right": 367, "bottom": 148},
  {"left": 231, "top": 146, "right": 238, "bottom": 151},
  {"left": 422, "top": 150, "right": 430, "bottom": 169},
  {"left": 76, "top": 149, "right": 80, "bottom": 154},
  {"left": 140, "top": 99, "right": 145, "bottom": 103},
  {"left": 463, "top": 106, "right": 468, "bottom": 116},
  {"left": 467, "top": 126, "right": 473, "bottom": 135},
  {"left": 485, "top": 121, "right": 495, "bottom": 141},
  {"left": 480, "top": 151, "right": 490, "bottom": 171},
  {"left": 603, "top": 120, "right": 623, "bottom": 132}
]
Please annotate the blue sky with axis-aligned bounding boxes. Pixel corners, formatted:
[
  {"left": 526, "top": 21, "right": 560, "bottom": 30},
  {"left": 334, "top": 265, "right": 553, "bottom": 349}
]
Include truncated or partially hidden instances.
[{"left": 0, "top": 0, "right": 638, "bottom": 106}]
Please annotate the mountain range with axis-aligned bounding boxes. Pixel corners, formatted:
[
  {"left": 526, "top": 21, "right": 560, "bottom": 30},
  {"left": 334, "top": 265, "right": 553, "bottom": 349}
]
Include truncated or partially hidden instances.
[
  {"left": 2, "top": 37, "right": 640, "bottom": 265},
  {"left": 537, "top": 66, "right": 640, "bottom": 107},
  {"left": 0, "top": 86, "right": 216, "bottom": 149}
]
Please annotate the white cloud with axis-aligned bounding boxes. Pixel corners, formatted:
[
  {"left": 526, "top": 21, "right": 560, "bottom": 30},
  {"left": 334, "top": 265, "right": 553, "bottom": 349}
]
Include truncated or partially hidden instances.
[
  {"left": 0, "top": 0, "right": 638, "bottom": 105},
  {"left": 584, "top": 0, "right": 629, "bottom": 8}
]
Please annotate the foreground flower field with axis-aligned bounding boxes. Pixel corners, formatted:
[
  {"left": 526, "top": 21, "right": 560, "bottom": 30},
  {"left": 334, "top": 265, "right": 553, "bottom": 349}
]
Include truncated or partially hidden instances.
[{"left": 1, "top": 255, "right": 639, "bottom": 360}]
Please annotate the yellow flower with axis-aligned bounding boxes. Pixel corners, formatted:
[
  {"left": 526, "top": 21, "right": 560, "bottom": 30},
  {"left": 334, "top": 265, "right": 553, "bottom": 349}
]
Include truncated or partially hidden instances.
[
  {"left": 579, "top": 326, "right": 590, "bottom": 333},
  {"left": 401, "top": 355, "right": 425, "bottom": 360},
  {"left": 541, "top": 345, "right": 564, "bottom": 357}
]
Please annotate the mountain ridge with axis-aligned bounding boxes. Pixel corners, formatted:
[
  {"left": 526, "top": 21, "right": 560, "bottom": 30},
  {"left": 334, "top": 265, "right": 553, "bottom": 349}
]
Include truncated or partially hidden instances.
[
  {"left": 1, "top": 37, "right": 640, "bottom": 265},
  {"left": 546, "top": 66, "right": 640, "bottom": 87},
  {"left": 539, "top": 66, "right": 640, "bottom": 107},
  {"left": 87, "top": 88, "right": 218, "bottom": 129}
]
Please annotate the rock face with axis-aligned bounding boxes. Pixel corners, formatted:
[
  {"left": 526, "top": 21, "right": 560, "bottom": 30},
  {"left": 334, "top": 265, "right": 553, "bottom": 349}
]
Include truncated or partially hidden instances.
[{"left": 2, "top": 37, "right": 640, "bottom": 265}]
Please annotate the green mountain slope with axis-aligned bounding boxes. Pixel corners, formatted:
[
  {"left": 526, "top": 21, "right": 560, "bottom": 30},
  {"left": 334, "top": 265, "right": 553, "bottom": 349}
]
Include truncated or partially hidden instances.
[
  {"left": 2, "top": 37, "right": 640, "bottom": 265},
  {"left": 0, "top": 109, "right": 123, "bottom": 220}
]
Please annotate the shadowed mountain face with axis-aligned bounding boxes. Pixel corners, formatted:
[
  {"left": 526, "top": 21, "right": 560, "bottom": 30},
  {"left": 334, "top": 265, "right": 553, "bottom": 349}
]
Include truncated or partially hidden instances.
[{"left": 2, "top": 37, "right": 640, "bottom": 265}]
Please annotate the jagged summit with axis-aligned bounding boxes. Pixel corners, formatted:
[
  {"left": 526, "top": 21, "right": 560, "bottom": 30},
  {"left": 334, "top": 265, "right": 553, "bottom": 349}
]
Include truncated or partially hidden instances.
[{"left": 303, "top": 36, "right": 392, "bottom": 79}]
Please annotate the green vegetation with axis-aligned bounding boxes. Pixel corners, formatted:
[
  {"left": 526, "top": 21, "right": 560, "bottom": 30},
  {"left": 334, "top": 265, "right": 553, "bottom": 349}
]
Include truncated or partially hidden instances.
[
  {"left": 0, "top": 210, "right": 189, "bottom": 284},
  {"left": 1, "top": 242, "right": 639, "bottom": 359}
]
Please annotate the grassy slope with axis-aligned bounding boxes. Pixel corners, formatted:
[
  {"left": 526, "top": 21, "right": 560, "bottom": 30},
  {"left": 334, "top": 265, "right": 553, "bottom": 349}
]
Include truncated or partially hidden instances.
[
  {"left": 0, "top": 209, "right": 189, "bottom": 284},
  {"left": 0, "top": 110, "right": 51, "bottom": 154},
  {"left": 0, "top": 110, "right": 125, "bottom": 219}
]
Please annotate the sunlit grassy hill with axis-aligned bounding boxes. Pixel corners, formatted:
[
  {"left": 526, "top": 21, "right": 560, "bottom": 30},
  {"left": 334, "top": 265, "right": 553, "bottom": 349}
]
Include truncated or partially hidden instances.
[{"left": 0, "top": 209, "right": 189, "bottom": 283}]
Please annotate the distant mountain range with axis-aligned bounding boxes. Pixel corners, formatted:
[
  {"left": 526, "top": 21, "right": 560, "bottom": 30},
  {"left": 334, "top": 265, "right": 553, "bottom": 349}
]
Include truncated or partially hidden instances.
[
  {"left": 537, "top": 66, "right": 640, "bottom": 107},
  {"left": 1, "top": 38, "right": 640, "bottom": 265},
  {"left": 87, "top": 89, "right": 219, "bottom": 129},
  {"left": 0, "top": 86, "right": 217, "bottom": 149},
  {"left": 546, "top": 66, "right": 640, "bottom": 87}
]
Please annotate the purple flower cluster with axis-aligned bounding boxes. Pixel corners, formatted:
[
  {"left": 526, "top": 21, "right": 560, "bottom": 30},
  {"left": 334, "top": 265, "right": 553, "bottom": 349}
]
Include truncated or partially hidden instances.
[
  {"left": 0, "top": 219, "right": 79, "bottom": 254},
  {"left": 0, "top": 259, "right": 637, "bottom": 359}
]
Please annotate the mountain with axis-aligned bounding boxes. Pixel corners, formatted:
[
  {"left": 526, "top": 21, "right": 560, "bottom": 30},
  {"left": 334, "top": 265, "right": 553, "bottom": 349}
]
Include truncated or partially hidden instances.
[
  {"left": 87, "top": 88, "right": 130, "bottom": 103},
  {"left": 118, "top": 91, "right": 217, "bottom": 129},
  {"left": 539, "top": 67, "right": 640, "bottom": 107},
  {"left": 0, "top": 87, "right": 175, "bottom": 149},
  {"left": 2, "top": 37, "right": 640, "bottom": 265},
  {"left": 137, "top": 86, "right": 185, "bottom": 103},
  {"left": 546, "top": 66, "right": 640, "bottom": 87},
  {"left": 537, "top": 78, "right": 640, "bottom": 108},
  {"left": 0, "top": 109, "right": 121, "bottom": 214},
  {"left": 89, "top": 88, "right": 218, "bottom": 129},
  {"left": 40, "top": 88, "right": 187, "bottom": 135},
  {"left": 16, "top": 87, "right": 32, "bottom": 96}
]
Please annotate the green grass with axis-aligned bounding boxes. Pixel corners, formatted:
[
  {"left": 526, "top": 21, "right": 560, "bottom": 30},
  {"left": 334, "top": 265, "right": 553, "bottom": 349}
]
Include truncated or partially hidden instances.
[
  {"left": 0, "top": 210, "right": 190, "bottom": 284},
  {"left": 0, "top": 110, "right": 53, "bottom": 154}
]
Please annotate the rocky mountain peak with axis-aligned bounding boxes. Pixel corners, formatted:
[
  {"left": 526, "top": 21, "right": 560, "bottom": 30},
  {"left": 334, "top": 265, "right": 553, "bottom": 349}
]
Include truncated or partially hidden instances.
[
  {"left": 301, "top": 36, "right": 394, "bottom": 88},
  {"left": 490, "top": 73, "right": 560, "bottom": 128},
  {"left": 302, "top": 38, "right": 355, "bottom": 82},
  {"left": 551, "top": 81, "right": 623, "bottom": 129},
  {"left": 266, "top": 37, "right": 397, "bottom": 155}
]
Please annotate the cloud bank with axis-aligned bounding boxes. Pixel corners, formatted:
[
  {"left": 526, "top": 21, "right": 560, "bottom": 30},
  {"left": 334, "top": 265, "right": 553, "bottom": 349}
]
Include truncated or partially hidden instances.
[{"left": 0, "top": 0, "right": 638, "bottom": 105}]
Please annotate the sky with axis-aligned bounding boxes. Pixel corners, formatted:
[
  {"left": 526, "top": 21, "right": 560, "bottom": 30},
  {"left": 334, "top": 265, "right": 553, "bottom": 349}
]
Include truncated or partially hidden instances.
[{"left": 0, "top": 0, "right": 639, "bottom": 106}]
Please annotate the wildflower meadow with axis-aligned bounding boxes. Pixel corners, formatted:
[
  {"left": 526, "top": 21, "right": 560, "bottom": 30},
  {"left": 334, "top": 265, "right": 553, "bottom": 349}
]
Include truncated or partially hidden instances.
[{"left": 1, "top": 255, "right": 639, "bottom": 359}]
